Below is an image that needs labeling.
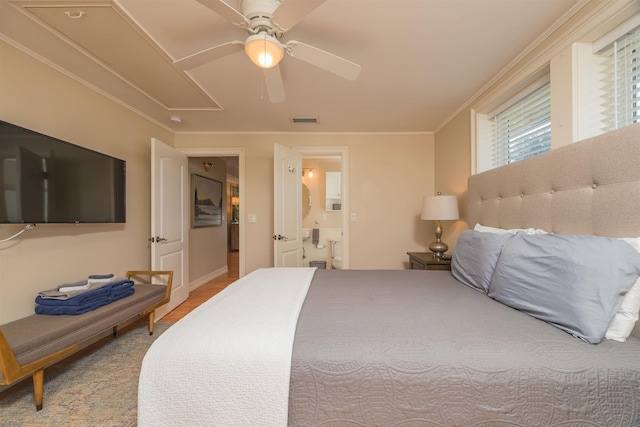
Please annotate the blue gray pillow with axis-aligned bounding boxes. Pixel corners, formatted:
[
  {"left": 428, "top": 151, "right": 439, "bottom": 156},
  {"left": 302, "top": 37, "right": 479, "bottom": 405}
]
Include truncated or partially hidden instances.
[
  {"left": 451, "top": 230, "right": 517, "bottom": 294},
  {"left": 488, "top": 233, "right": 640, "bottom": 344}
]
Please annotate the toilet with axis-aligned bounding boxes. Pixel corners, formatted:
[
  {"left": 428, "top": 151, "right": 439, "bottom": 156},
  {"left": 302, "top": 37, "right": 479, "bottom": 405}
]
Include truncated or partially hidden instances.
[{"left": 330, "top": 239, "right": 343, "bottom": 269}]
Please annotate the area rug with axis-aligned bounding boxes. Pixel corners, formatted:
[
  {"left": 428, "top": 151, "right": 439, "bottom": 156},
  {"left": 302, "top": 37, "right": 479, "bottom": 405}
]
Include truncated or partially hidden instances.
[{"left": 0, "top": 322, "right": 172, "bottom": 426}]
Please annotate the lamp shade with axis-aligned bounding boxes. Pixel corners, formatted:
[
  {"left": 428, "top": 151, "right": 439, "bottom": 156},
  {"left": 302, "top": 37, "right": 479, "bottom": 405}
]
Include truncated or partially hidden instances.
[
  {"left": 244, "top": 33, "right": 284, "bottom": 69},
  {"left": 421, "top": 195, "right": 460, "bottom": 220}
]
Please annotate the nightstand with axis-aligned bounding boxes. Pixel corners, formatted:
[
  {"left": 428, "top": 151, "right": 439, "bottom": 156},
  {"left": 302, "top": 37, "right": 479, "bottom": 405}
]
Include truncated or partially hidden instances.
[{"left": 407, "top": 252, "right": 452, "bottom": 271}]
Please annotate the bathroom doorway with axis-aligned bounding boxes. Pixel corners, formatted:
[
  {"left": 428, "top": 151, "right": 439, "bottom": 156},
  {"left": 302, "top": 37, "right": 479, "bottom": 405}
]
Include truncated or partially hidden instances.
[{"left": 296, "top": 146, "right": 349, "bottom": 270}]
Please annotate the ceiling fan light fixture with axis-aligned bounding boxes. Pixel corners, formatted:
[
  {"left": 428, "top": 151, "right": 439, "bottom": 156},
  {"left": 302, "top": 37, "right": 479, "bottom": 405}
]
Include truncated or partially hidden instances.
[{"left": 245, "top": 33, "right": 283, "bottom": 69}]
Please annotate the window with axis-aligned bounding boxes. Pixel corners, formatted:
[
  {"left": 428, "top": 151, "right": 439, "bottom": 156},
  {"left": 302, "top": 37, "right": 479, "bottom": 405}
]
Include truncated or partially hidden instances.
[
  {"left": 598, "top": 26, "right": 640, "bottom": 132},
  {"left": 487, "top": 81, "right": 551, "bottom": 169}
]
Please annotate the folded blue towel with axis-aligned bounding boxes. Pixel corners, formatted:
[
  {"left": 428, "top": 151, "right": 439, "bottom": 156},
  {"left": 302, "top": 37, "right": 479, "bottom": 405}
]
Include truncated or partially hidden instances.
[
  {"left": 38, "top": 277, "right": 128, "bottom": 300},
  {"left": 109, "top": 280, "right": 133, "bottom": 298},
  {"left": 35, "top": 279, "right": 133, "bottom": 306},
  {"left": 110, "top": 279, "right": 134, "bottom": 290},
  {"left": 34, "top": 282, "right": 135, "bottom": 315},
  {"left": 35, "top": 298, "right": 112, "bottom": 315},
  {"left": 110, "top": 286, "right": 135, "bottom": 301},
  {"left": 36, "top": 287, "right": 110, "bottom": 306}
]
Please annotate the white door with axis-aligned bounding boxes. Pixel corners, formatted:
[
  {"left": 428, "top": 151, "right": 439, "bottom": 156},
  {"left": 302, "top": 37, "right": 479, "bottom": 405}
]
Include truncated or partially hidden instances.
[
  {"left": 273, "top": 143, "right": 302, "bottom": 267},
  {"left": 151, "top": 138, "right": 189, "bottom": 318}
]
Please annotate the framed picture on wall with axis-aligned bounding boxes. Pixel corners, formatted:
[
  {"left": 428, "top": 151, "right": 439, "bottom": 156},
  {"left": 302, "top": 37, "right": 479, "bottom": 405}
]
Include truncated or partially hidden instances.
[{"left": 192, "top": 174, "right": 222, "bottom": 227}]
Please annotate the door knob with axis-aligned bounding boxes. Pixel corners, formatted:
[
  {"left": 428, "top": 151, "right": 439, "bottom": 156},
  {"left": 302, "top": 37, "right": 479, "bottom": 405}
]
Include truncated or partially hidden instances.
[{"left": 156, "top": 237, "right": 168, "bottom": 242}]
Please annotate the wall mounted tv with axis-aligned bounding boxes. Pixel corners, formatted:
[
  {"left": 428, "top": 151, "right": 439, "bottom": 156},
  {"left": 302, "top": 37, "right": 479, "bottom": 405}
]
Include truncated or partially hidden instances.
[{"left": 0, "top": 120, "right": 125, "bottom": 224}]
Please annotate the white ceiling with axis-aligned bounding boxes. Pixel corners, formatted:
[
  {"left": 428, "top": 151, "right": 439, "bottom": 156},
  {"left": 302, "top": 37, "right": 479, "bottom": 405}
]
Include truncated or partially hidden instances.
[{"left": 1, "top": 0, "right": 583, "bottom": 133}]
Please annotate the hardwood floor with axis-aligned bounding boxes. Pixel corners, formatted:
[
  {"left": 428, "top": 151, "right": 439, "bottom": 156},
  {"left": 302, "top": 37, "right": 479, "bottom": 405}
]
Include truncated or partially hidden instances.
[{"left": 160, "top": 251, "right": 239, "bottom": 323}]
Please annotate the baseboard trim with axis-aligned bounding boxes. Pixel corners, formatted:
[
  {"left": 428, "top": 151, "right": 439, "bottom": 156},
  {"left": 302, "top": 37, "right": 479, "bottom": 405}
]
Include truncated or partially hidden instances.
[{"left": 189, "top": 266, "right": 228, "bottom": 292}]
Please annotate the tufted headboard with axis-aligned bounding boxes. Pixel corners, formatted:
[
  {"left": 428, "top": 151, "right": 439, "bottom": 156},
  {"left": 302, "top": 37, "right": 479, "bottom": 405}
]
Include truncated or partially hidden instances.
[
  {"left": 468, "top": 123, "right": 640, "bottom": 238},
  {"left": 468, "top": 123, "right": 640, "bottom": 339}
]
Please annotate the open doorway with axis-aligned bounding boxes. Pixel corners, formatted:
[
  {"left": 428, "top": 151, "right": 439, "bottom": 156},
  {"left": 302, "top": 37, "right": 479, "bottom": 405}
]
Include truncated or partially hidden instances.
[
  {"left": 180, "top": 148, "right": 246, "bottom": 278},
  {"left": 296, "top": 146, "right": 349, "bottom": 270},
  {"left": 185, "top": 156, "right": 237, "bottom": 290}
]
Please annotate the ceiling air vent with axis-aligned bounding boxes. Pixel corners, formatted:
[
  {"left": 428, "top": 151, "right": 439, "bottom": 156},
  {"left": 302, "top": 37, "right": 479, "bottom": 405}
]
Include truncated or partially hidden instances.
[{"left": 291, "top": 117, "right": 318, "bottom": 124}]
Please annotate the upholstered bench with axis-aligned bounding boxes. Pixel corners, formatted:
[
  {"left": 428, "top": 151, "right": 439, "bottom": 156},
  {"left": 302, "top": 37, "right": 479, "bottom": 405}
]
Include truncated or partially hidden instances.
[{"left": 0, "top": 270, "right": 173, "bottom": 410}]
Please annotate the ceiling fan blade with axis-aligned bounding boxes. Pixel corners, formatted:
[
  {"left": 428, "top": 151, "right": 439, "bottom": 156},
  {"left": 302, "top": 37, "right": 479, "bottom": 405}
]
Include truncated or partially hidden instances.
[
  {"left": 196, "top": 0, "right": 248, "bottom": 26},
  {"left": 173, "top": 41, "right": 244, "bottom": 70},
  {"left": 286, "top": 41, "right": 362, "bottom": 81},
  {"left": 264, "top": 66, "right": 286, "bottom": 103},
  {"left": 271, "top": 0, "right": 327, "bottom": 32}
]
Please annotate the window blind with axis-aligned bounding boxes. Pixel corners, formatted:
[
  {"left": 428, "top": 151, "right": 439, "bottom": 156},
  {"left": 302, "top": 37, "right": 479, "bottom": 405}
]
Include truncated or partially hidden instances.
[
  {"left": 599, "top": 28, "right": 640, "bottom": 132},
  {"left": 490, "top": 82, "right": 551, "bottom": 168}
]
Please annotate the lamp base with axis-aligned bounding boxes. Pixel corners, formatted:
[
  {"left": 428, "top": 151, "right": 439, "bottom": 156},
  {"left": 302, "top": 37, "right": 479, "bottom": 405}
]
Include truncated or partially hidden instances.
[
  {"left": 429, "top": 219, "right": 448, "bottom": 259},
  {"left": 428, "top": 241, "right": 448, "bottom": 259}
]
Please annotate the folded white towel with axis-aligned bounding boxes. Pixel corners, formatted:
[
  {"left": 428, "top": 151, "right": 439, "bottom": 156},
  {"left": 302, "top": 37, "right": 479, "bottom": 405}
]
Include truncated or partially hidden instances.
[
  {"left": 38, "top": 278, "right": 123, "bottom": 300},
  {"left": 87, "top": 275, "right": 116, "bottom": 285},
  {"left": 58, "top": 282, "right": 90, "bottom": 293},
  {"left": 57, "top": 280, "right": 89, "bottom": 292}
]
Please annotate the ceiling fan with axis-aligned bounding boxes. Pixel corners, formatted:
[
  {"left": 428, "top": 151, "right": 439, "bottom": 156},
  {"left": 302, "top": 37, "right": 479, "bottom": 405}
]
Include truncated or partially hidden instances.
[{"left": 173, "top": 0, "right": 362, "bottom": 103}]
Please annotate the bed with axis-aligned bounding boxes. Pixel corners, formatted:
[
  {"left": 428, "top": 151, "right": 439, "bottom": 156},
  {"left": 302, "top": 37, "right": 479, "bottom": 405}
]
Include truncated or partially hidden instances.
[{"left": 138, "top": 123, "right": 640, "bottom": 426}]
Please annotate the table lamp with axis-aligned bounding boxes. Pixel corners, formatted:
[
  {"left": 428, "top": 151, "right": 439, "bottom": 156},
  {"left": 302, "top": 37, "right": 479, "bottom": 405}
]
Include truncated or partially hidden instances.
[{"left": 421, "top": 193, "right": 460, "bottom": 259}]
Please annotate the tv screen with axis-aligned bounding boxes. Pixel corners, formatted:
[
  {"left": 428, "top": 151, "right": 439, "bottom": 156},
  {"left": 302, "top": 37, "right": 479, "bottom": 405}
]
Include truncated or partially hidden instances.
[{"left": 0, "top": 120, "right": 126, "bottom": 224}]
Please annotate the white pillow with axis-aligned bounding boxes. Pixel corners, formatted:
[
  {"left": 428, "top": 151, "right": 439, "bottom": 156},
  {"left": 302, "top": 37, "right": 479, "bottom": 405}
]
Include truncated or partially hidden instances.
[
  {"left": 606, "top": 237, "right": 640, "bottom": 342},
  {"left": 473, "top": 223, "right": 548, "bottom": 235}
]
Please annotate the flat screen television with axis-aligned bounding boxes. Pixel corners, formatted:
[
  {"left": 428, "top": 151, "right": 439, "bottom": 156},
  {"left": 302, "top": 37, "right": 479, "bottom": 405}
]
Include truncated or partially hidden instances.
[{"left": 0, "top": 120, "right": 126, "bottom": 224}]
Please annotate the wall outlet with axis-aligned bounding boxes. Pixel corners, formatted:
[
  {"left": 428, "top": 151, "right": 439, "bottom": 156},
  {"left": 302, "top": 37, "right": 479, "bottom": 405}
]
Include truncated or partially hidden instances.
[
  {"left": 351, "top": 212, "right": 357, "bottom": 222},
  {"left": 248, "top": 214, "right": 257, "bottom": 223}
]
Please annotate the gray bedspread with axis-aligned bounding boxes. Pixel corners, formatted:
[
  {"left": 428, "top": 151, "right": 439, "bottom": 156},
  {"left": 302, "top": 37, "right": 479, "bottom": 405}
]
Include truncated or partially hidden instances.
[{"left": 288, "top": 269, "right": 640, "bottom": 426}]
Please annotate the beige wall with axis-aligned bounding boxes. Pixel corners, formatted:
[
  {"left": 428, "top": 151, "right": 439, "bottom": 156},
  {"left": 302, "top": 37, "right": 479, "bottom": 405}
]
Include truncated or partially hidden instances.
[
  {"left": 0, "top": 42, "right": 173, "bottom": 323},
  {"left": 433, "top": 111, "right": 471, "bottom": 251},
  {"left": 175, "top": 133, "right": 435, "bottom": 271}
]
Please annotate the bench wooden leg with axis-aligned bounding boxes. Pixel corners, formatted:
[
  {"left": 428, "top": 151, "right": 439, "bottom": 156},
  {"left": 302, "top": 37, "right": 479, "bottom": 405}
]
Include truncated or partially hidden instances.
[
  {"left": 148, "top": 311, "right": 155, "bottom": 335},
  {"left": 33, "top": 369, "right": 44, "bottom": 411}
]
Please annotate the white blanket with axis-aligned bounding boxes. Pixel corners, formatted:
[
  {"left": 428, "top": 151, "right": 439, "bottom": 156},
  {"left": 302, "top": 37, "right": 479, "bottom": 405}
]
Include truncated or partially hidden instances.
[{"left": 138, "top": 267, "right": 316, "bottom": 427}]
